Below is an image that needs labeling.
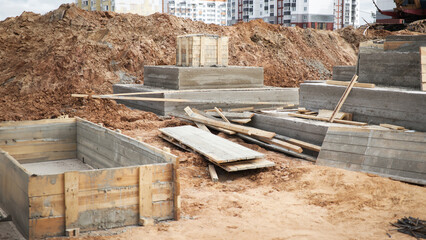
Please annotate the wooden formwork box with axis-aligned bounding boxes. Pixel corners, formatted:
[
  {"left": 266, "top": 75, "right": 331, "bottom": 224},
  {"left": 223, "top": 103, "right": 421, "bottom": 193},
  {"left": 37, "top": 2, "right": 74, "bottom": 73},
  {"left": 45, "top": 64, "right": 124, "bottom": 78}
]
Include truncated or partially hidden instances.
[
  {"left": 176, "top": 34, "right": 229, "bottom": 67},
  {"left": 0, "top": 118, "right": 180, "bottom": 239}
]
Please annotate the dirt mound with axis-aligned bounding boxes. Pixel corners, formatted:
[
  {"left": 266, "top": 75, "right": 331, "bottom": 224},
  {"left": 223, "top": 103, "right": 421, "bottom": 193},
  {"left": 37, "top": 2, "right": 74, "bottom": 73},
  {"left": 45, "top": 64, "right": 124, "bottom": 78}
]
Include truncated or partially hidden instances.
[{"left": 0, "top": 4, "right": 362, "bottom": 122}]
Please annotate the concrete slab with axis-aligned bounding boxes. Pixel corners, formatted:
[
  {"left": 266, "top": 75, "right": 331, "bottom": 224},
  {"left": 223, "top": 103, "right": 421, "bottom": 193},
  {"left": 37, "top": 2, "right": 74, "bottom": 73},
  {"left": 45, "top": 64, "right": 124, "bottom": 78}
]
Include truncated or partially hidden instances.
[
  {"left": 332, "top": 65, "right": 356, "bottom": 81},
  {"left": 143, "top": 65, "right": 264, "bottom": 90},
  {"left": 299, "top": 82, "right": 426, "bottom": 131},
  {"left": 21, "top": 159, "right": 93, "bottom": 175},
  {"left": 113, "top": 84, "right": 299, "bottom": 116}
]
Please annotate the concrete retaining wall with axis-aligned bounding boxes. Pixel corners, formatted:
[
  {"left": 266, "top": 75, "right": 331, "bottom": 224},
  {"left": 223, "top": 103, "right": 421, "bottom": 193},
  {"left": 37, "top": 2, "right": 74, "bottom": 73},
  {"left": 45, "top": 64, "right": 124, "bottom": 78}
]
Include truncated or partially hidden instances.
[
  {"left": 332, "top": 65, "right": 356, "bottom": 81},
  {"left": 358, "top": 51, "right": 421, "bottom": 89},
  {"left": 317, "top": 127, "right": 426, "bottom": 185},
  {"left": 113, "top": 84, "right": 299, "bottom": 116},
  {"left": 299, "top": 82, "right": 426, "bottom": 132},
  {"left": 144, "top": 65, "right": 264, "bottom": 90}
]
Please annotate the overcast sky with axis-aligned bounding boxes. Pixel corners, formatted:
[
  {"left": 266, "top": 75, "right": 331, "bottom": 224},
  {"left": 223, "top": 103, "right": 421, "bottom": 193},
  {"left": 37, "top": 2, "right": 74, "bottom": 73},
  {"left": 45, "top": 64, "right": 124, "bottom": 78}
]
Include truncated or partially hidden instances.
[{"left": 0, "top": 0, "right": 381, "bottom": 24}]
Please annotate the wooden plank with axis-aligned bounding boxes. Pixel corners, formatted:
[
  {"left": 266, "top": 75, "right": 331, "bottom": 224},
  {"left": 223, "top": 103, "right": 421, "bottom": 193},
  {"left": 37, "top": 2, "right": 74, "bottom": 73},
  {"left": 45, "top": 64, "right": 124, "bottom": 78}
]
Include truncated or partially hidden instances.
[
  {"left": 185, "top": 107, "right": 276, "bottom": 139},
  {"left": 29, "top": 182, "right": 173, "bottom": 218},
  {"left": 230, "top": 118, "right": 252, "bottom": 124},
  {"left": 190, "top": 108, "right": 236, "bottom": 135},
  {"left": 317, "top": 109, "right": 346, "bottom": 120},
  {"left": 206, "top": 111, "right": 254, "bottom": 119},
  {"left": 71, "top": 94, "right": 292, "bottom": 106},
  {"left": 177, "top": 37, "right": 182, "bottom": 65},
  {"left": 139, "top": 165, "right": 153, "bottom": 225},
  {"left": 229, "top": 107, "right": 255, "bottom": 112},
  {"left": 329, "top": 75, "right": 359, "bottom": 122},
  {"left": 172, "top": 154, "right": 181, "bottom": 221},
  {"left": 325, "top": 80, "right": 375, "bottom": 88},
  {"left": 217, "top": 37, "right": 222, "bottom": 65},
  {"left": 256, "top": 136, "right": 303, "bottom": 153},
  {"left": 200, "top": 36, "right": 205, "bottom": 66},
  {"left": 0, "top": 142, "right": 76, "bottom": 155},
  {"left": 29, "top": 216, "right": 64, "bottom": 239},
  {"left": 274, "top": 134, "right": 321, "bottom": 152},
  {"left": 288, "top": 113, "right": 368, "bottom": 126},
  {"left": 379, "top": 123, "right": 405, "bottom": 130},
  {"left": 208, "top": 164, "right": 219, "bottom": 182},
  {"left": 160, "top": 125, "right": 265, "bottom": 164},
  {"left": 64, "top": 171, "right": 79, "bottom": 230},
  {"left": 15, "top": 151, "right": 77, "bottom": 164},
  {"left": 421, "top": 47, "right": 426, "bottom": 91},
  {"left": 185, "top": 37, "right": 189, "bottom": 66},
  {"left": 28, "top": 165, "right": 173, "bottom": 197},
  {"left": 214, "top": 107, "right": 230, "bottom": 123},
  {"left": 0, "top": 118, "right": 76, "bottom": 127},
  {"left": 219, "top": 158, "right": 275, "bottom": 172}
]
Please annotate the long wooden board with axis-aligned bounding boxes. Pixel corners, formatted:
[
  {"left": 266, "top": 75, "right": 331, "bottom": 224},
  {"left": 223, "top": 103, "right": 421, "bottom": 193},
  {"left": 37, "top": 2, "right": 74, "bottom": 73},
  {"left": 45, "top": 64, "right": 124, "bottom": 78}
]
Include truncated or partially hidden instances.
[
  {"left": 160, "top": 125, "right": 264, "bottom": 164},
  {"left": 288, "top": 113, "right": 367, "bottom": 126},
  {"left": 326, "top": 80, "right": 375, "bottom": 88},
  {"left": 328, "top": 75, "right": 358, "bottom": 122},
  {"left": 185, "top": 107, "right": 276, "bottom": 139},
  {"left": 420, "top": 47, "right": 426, "bottom": 91},
  {"left": 219, "top": 158, "right": 275, "bottom": 172}
]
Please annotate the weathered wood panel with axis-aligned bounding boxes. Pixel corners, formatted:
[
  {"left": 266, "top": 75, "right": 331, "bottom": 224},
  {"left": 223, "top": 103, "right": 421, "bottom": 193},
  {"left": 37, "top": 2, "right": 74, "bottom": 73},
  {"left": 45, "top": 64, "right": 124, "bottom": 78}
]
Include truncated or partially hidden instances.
[
  {"left": 0, "top": 151, "right": 30, "bottom": 238},
  {"left": 317, "top": 127, "right": 426, "bottom": 185},
  {"left": 160, "top": 125, "right": 264, "bottom": 163}
]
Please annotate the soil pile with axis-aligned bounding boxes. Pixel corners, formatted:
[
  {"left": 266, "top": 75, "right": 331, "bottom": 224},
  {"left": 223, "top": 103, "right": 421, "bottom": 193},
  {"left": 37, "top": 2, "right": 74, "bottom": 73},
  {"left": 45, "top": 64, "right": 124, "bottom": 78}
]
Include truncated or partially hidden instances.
[{"left": 0, "top": 4, "right": 360, "bottom": 122}]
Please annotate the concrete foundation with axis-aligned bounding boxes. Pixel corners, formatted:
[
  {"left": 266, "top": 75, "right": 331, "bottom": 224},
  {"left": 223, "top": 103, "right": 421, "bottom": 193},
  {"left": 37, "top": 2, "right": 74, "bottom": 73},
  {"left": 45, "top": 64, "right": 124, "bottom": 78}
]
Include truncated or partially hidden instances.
[
  {"left": 358, "top": 50, "right": 421, "bottom": 89},
  {"left": 299, "top": 82, "right": 426, "bottom": 132},
  {"left": 144, "top": 65, "right": 264, "bottom": 90},
  {"left": 385, "top": 35, "right": 426, "bottom": 52},
  {"left": 113, "top": 84, "right": 299, "bottom": 116},
  {"left": 332, "top": 66, "right": 356, "bottom": 81}
]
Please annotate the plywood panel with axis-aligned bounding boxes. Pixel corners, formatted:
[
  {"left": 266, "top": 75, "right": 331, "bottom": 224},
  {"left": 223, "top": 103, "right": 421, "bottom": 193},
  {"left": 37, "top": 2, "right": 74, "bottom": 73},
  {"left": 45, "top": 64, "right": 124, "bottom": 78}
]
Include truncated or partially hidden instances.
[{"left": 160, "top": 125, "right": 264, "bottom": 164}]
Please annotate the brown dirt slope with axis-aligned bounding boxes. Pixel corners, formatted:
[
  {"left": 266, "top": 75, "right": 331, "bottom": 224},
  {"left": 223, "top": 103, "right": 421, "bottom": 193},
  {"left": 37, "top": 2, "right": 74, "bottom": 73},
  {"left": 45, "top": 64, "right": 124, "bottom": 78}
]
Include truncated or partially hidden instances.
[{"left": 0, "top": 4, "right": 360, "bottom": 122}]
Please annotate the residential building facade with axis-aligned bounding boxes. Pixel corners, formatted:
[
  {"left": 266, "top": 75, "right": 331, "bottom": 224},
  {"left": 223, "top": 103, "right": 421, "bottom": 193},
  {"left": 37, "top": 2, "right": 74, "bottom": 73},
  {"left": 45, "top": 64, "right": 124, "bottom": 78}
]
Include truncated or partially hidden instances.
[
  {"left": 166, "top": 0, "right": 228, "bottom": 26},
  {"left": 333, "top": 0, "right": 359, "bottom": 29},
  {"left": 227, "top": 0, "right": 334, "bottom": 30},
  {"left": 76, "top": 0, "right": 163, "bottom": 15}
]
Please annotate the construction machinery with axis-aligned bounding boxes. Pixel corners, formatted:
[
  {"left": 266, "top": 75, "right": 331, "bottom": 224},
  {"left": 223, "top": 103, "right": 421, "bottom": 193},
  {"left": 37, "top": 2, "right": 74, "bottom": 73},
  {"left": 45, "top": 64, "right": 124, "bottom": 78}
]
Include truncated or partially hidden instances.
[{"left": 374, "top": 0, "right": 426, "bottom": 24}]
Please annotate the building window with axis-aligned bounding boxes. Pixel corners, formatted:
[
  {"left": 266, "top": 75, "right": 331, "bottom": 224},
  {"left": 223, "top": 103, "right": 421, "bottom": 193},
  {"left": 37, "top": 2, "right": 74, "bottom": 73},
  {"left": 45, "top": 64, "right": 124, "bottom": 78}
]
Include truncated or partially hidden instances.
[
  {"left": 302, "top": 23, "right": 307, "bottom": 28},
  {"left": 304, "top": 7, "right": 307, "bottom": 11}
]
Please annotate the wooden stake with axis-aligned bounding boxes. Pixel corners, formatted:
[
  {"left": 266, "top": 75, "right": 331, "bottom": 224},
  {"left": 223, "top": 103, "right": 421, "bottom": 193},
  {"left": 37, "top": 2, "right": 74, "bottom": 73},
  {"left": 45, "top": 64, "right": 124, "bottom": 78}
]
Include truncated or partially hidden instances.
[
  {"left": 328, "top": 75, "right": 359, "bottom": 123},
  {"left": 208, "top": 164, "right": 219, "bottom": 182},
  {"left": 214, "top": 107, "right": 230, "bottom": 123}
]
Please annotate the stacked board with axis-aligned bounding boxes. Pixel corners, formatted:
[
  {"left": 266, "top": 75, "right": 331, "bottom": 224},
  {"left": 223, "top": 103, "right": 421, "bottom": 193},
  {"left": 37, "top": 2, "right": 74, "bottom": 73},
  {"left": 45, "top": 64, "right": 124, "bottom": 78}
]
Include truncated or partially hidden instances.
[{"left": 159, "top": 125, "right": 274, "bottom": 172}]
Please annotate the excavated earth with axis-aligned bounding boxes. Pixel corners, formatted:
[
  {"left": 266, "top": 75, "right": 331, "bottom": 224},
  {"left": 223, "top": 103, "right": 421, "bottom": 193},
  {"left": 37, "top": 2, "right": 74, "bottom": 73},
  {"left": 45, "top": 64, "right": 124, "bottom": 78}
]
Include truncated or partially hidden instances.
[{"left": 0, "top": 4, "right": 425, "bottom": 240}]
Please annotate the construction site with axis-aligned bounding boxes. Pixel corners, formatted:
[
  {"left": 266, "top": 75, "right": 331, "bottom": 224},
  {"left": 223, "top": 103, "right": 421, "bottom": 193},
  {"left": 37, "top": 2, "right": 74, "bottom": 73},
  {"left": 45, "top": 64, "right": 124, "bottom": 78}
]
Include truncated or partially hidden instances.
[{"left": 0, "top": 3, "right": 425, "bottom": 240}]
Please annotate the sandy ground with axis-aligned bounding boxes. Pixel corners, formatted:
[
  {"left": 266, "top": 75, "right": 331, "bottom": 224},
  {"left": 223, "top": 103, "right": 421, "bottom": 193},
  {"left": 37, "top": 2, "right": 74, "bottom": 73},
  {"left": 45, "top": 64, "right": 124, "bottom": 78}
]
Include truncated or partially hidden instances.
[{"left": 65, "top": 129, "right": 426, "bottom": 240}]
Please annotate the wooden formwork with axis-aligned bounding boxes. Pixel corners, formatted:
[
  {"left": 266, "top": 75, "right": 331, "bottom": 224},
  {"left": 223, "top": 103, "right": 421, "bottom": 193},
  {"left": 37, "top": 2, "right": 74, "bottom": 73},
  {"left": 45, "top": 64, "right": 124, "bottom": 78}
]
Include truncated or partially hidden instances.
[
  {"left": 176, "top": 34, "right": 228, "bottom": 67},
  {"left": 0, "top": 118, "right": 180, "bottom": 239}
]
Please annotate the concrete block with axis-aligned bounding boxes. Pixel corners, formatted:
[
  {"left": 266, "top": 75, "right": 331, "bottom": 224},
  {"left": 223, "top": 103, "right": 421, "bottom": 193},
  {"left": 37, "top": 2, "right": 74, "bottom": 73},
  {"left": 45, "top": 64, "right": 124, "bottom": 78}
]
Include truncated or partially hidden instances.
[
  {"left": 113, "top": 84, "right": 299, "bottom": 116},
  {"left": 143, "top": 65, "right": 264, "bottom": 90},
  {"left": 332, "top": 65, "right": 356, "bottom": 81},
  {"left": 358, "top": 51, "right": 421, "bottom": 89},
  {"left": 299, "top": 82, "right": 426, "bottom": 131}
]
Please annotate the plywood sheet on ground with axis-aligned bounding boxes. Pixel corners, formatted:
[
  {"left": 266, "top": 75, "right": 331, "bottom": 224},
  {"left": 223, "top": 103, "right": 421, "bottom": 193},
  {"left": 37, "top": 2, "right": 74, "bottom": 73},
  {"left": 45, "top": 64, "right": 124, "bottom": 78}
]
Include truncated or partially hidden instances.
[{"left": 159, "top": 126, "right": 264, "bottom": 164}]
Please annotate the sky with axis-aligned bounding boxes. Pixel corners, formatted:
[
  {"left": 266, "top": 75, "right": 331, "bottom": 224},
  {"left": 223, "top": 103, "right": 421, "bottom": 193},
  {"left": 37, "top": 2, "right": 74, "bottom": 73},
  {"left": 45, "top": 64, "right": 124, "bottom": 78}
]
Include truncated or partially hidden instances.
[{"left": 0, "top": 0, "right": 386, "bottom": 24}]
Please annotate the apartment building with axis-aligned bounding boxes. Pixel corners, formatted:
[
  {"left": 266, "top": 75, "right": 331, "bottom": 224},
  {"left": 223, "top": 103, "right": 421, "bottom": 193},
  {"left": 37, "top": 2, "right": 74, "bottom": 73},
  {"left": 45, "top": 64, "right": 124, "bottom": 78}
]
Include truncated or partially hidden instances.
[
  {"left": 227, "top": 0, "right": 334, "bottom": 30},
  {"left": 334, "top": 0, "right": 359, "bottom": 29},
  {"left": 166, "top": 0, "right": 228, "bottom": 26},
  {"left": 76, "top": 0, "right": 163, "bottom": 15},
  {"left": 76, "top": 0, "right": 115, "bottom": 11}
]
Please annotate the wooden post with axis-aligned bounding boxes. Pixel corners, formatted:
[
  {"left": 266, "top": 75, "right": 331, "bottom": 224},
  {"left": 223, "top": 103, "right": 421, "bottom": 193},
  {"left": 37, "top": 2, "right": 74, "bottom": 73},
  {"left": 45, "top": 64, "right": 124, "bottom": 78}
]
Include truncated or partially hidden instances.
[
  {"left": 328, "top": 75, "right": 358, "bottom": 122},
  {"left": 64, "top": 171, "right": 79, "bottom": 236},
  {"left": 139, "top": 166, "right": 154, "bottom": 226},
  {"left": 185, "top": 37, "right": 189, "bottom": 67},
  {"left": 420, "top": 47, "right": 426, "bottom": 91},
  {"left": 217, "top": 37, "right": 222, "bottom": 66},
  {"left": 200, "top": 36, "right": 205, "bottom": 67},
  {"left": 177, "top": 37, "right": 182, "bottom": 66},
  {"left": 208, "top": 164, "right": 219, "bottom": 182},
  {"left": 173, "top": 159, "right": 181, "bottom": 220}
]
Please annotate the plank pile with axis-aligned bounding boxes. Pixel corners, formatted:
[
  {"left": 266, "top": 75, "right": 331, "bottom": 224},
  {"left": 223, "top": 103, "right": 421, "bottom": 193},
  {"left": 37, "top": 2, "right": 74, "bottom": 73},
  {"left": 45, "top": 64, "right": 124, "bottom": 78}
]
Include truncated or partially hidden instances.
[
  {"left": 391, "top": 217, "right": 426, "bottom": 239},
  {"left": 288, "top": 108, "right": 367, "bottom": 126},
  {"left": 159, "top": 125, "right": 275, "bottom": 172}
]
